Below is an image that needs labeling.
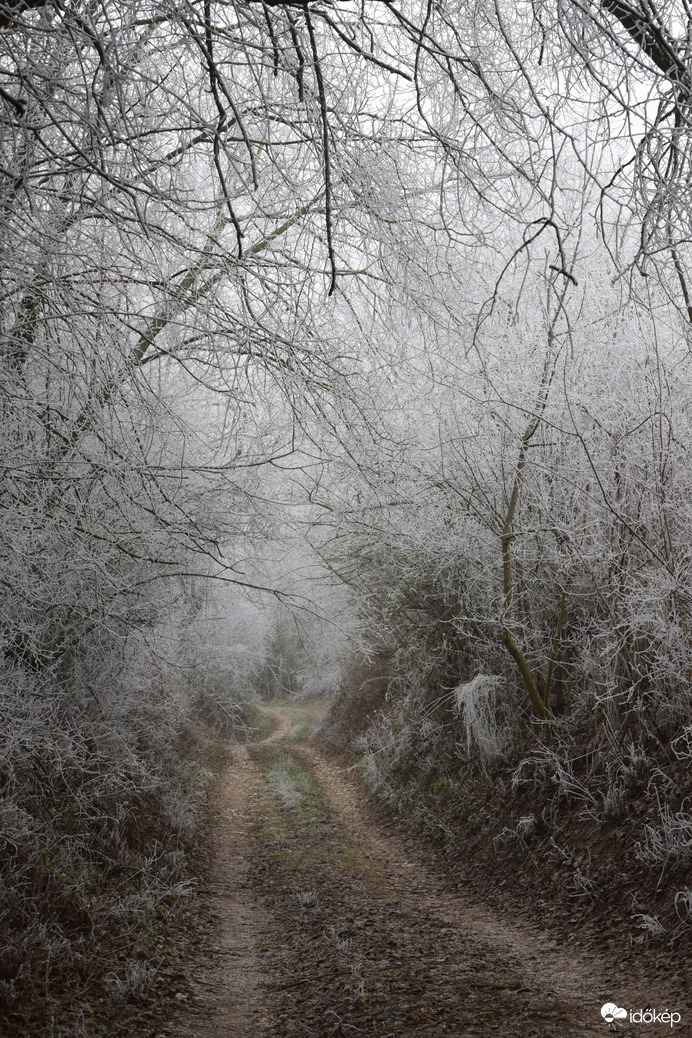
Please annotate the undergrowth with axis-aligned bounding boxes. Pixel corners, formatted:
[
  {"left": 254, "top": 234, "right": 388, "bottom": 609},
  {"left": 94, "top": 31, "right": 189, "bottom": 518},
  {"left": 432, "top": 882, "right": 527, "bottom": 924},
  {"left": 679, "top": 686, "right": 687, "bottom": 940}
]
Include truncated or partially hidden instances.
[{"left": 0, "top": 665, "right": 247, "bottom": 1036}]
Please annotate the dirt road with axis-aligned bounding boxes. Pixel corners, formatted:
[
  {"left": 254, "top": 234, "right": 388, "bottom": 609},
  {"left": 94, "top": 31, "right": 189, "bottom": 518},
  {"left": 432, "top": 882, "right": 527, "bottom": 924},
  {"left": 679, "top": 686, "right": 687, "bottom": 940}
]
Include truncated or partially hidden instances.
[{"left": 155, "top": 704, "right": 683, "bottom": 1037}]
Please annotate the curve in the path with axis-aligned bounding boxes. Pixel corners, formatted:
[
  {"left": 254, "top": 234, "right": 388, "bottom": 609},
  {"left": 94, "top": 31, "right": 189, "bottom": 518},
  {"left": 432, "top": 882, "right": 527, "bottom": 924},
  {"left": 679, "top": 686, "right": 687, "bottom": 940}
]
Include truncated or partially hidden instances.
[{"left": 160, "top": 703, "right": 676, "bottom": 1038}]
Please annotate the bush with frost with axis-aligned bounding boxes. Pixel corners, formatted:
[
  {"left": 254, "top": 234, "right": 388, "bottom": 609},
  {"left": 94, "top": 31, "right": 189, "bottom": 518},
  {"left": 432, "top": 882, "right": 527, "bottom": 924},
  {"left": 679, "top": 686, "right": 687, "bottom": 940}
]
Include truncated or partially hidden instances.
[
  {"left": 0, "top": 637, "right": 205, "bottom": 1016},
  {"left": 636, "top": 803, "right": 692, "bottom": 870},
  {"left": 454, "top": 674, "right": 508, "bottom": 762}
]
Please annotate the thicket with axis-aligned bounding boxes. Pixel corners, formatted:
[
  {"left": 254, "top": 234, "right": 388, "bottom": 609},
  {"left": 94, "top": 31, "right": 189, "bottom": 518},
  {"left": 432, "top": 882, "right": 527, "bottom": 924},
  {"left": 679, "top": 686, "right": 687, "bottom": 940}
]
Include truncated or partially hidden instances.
[
  {"left": 316, "top": 234, "right": 692, "bottom": 939},
  {"left": 0, "top": 335, "right": 256, "bottom": 1027}
]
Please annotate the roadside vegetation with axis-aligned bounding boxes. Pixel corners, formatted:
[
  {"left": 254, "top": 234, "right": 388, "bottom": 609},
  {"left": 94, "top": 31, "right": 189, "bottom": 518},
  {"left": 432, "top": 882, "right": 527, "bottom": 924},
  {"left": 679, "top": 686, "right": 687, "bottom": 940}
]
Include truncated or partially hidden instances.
[
  {"left": 0, "top": 659, "right": 259, "bottom": 1036},
  {"left": 321, "top": 652, "right": 692, "bottom": 956}
]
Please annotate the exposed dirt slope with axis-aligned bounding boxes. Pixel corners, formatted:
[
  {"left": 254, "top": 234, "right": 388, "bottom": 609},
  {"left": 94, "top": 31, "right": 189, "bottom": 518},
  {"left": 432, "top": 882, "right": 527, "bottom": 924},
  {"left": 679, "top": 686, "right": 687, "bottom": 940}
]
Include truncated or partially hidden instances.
[{"left": 117, "top": 702, "right": 686, "bottom": 1038}]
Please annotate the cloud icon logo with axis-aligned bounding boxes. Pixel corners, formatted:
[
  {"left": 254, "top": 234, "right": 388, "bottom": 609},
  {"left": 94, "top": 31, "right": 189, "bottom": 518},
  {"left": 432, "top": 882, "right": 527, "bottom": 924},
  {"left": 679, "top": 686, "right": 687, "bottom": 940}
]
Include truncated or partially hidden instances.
[{"left": 601, "top": 1003, "right": 628, "bottom": 1023}]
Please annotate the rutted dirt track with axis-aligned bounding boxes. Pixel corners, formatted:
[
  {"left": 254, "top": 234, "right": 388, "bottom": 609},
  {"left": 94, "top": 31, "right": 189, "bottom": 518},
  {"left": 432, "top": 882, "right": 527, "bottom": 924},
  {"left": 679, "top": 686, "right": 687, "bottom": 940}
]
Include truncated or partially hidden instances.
[{"left": 154, "top": 706, "right": 684, "bottom": 1038}]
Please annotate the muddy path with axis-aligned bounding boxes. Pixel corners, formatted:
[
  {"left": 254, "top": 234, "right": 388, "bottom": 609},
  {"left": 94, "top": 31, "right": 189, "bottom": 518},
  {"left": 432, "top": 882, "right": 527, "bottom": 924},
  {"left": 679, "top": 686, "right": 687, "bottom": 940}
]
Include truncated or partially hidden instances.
[{"left": 153, "top": 703, "right": 685, "bottom": 1037}]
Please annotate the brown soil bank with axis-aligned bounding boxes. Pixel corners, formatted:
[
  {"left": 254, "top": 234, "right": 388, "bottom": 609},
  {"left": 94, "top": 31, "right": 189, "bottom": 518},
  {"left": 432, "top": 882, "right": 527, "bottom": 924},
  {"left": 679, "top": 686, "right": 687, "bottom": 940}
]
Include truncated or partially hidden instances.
[{"left": 319, "top": 680, "right": 692, "bottom": 1020}]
